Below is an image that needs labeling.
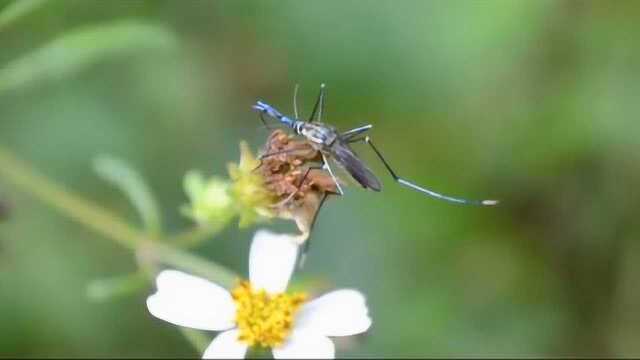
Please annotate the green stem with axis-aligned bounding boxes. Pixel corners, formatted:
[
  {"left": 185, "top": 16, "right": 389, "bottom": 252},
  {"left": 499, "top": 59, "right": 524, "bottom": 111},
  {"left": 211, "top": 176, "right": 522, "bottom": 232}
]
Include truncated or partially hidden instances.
[
  {"left": 0, "top": 0, "right": 49, "bottom": 32},
  {"left": 86, "top": 271, "right": 149, "bottom": 302},
  {"left": 0, "top": 145, "right": 239, "bottom": 284},
  {"left": 0, "top": 147, "right": 141, "bottom": 249},
  {"left": 153, "top": 242, "right": 237, "bottom": 288},
  {"left": 171, "top": 220, "right": 229, "bottom": 248}
]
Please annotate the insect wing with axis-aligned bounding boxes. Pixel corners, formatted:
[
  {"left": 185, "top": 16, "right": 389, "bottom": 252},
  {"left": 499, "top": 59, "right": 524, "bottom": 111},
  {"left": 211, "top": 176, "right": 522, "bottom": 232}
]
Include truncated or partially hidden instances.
[{"left": 330, "top": 140, "right": 382, "bottom": 191}]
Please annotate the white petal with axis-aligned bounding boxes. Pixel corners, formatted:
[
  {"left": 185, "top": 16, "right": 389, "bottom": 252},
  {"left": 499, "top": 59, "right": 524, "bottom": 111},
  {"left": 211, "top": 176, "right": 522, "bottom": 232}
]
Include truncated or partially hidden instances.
[
  {"left": 202, "top": 329, "right": 247, "bottom": 359},
  {"left": 295, "top": 289, "right": 371, "bottom": 337},
  {"left": 249, "top": 229, "right": 299, "bottom": 294},
  {"left": 272, "top": 329, "right": 335, "bottom": 359},
  {"left": 147, "top": 270, "right": 236, "bottom": 331}
]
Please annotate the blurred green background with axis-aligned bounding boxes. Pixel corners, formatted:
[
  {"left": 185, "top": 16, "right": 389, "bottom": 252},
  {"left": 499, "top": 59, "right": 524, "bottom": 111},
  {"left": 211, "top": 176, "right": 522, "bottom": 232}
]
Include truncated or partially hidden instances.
[{"left": 1, "top": 0, "right": 640, "bottom": 357}]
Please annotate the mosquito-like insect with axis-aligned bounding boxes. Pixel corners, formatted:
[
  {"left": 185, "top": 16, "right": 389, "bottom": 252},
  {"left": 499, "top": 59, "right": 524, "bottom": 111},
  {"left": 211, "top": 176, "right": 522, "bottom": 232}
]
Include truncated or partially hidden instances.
[{"left": 253, "top": 84, "right": 498, "bottom": 206}]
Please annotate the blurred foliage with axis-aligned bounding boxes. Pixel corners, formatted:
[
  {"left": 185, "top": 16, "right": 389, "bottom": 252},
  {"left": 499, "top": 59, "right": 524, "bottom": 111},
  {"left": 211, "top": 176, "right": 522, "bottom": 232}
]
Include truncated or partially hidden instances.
[
  {"left": 93, "top": 155, "right": 162, "bottom": 235},
  {"left": 0, "top": 198, "right": 9, "bottom": 220},
  {"left": 1, "top": 0, "right": 640, "bottom": 357}
]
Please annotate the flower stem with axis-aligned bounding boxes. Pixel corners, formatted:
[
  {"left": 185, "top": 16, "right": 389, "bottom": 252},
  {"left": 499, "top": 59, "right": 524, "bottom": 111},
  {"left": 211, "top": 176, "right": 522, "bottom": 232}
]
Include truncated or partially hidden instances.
[
  {"left": 171, "top": 221, "right": 228, "bottom": 248},
  {"left": 0, "top": 147, "right": 141, "bottom": 249},
  {"left": 0, "top": 145, "right": 239, "bottom": 286},
  {"left": 0, "top": 0, "right": 50, "bottom": 33},
  {"left": 153, "top": 242, "right": 237, "bottom": 287}
]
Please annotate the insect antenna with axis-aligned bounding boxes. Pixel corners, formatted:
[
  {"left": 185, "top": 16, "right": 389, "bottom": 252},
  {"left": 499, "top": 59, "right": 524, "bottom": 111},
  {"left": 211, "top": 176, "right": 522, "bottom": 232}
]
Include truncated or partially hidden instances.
[{"left": 293, "top": 84, "right": 300, "bottom": 119}]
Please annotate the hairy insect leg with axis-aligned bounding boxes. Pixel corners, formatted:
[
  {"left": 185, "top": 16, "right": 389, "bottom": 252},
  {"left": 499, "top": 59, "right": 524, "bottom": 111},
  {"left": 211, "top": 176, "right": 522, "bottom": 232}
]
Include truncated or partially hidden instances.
[{"left": 348, "top": 136, "right": 498, "bottom": 206}]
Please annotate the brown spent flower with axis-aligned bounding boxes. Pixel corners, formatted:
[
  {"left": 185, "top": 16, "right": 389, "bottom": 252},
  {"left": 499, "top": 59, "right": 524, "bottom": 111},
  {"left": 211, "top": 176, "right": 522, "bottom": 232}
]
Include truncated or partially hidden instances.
[{"left": 257, "top": 130, "right": 339, "bottom": 241}]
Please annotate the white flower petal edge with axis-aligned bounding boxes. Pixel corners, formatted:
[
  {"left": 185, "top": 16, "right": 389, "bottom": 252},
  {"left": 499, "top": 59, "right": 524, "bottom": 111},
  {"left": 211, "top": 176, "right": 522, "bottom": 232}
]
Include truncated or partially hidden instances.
[
  {"left": 147, "top": 270, "right": 236, "bottom": 331},
  {"left": 202, "top": 329, "right": 248, "bottom": 359},
  {"left": 295, "top": 289, "right": 371, "bottom": 337},
  {"left": 272, "top": 329, "right": 335, "bottom": 359},
  {"left": 249, "top": 229, "right": 299, "bottom": 294}
]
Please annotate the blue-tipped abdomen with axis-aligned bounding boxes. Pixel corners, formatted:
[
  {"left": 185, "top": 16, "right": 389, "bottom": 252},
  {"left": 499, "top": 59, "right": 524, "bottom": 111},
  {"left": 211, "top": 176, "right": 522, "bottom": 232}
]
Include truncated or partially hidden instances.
[{"left": 253, "top": 101, "right": 295, "bottom": 128}]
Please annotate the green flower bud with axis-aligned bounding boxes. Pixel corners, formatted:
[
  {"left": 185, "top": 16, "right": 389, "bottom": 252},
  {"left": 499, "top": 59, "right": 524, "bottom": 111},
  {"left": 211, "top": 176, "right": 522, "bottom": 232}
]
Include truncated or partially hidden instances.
[{"left": 181, "top": 170, "right": 234, "bottom": 225}]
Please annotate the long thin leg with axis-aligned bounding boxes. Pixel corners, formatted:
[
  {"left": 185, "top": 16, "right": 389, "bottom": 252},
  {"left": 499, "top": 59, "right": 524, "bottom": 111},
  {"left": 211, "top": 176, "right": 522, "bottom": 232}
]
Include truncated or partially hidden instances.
[
  {"left": 296, "top": 165, "right": 324, "bottom": 188},
  {"left": 348, "top": 136, "right": 498, "bottom": 206},
  {"left": 296, "top": 162, "right": 341, "bottom": 268},
  {"left": 275, "top": 160, "right": 342, "bottom": 206},
  {"left": 308, "top": 83, "right": 326, "bottom": 123},
  {"left": 341, "top": 124, "right": 373, "bottom": 141},
  {"left": 266, "top": 164, "right": 325, "bottom": 210},
  {"left": 255, "top": 110, "right": 291, "bottom": 132},
  {"left": 321, "top": 153, "right": 344, "bottom": 195},
  {"left": 295, "top": 163, "right": 343, "bottom": 196},
  {"left": 258, "top": 112, "right": 274, "bottom": 130},
  {"left": 280, "top": 157, "right": 342, "bottom": 201},
  {"left": 274, "top": 161, "right": 339, "bottom": 269},
  {"left": 297, "top": 191, "right": 331, "bottom": 269},
  {"left": 252, "top": 147, "right": 308, "bottom": 171},
  {"left": 259, "top": 148, "right": 304, "bottom": 161}
]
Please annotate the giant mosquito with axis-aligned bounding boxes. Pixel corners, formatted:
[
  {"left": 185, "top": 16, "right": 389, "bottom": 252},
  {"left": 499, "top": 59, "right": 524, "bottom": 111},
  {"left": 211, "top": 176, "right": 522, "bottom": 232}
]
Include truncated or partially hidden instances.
[
  {"left": 254, "top": 84, "right": 498, "bottom": 205},
  {"left": 253, "top": 84, "right": 497, "bottom": 266}
]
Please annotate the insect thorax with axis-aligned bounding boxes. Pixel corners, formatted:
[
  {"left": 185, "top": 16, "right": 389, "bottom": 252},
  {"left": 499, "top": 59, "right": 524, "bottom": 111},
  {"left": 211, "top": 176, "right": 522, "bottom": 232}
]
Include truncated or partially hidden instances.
[{"left": 299, "top": 123, "right": 338, "bottom": 146}]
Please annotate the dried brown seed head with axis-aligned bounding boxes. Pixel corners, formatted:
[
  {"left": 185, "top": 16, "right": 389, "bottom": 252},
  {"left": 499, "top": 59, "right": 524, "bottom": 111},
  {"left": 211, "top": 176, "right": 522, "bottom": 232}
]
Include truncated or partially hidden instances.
[{"left": 257, "top": 130, "right": 340, "bottom": 239}]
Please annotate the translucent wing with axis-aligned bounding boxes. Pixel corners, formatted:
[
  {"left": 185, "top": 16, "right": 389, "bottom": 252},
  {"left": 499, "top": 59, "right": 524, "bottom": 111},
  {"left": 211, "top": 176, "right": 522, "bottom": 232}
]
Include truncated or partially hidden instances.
[{"left": 329, "top": 139, "right": 382, "bottom": 191}]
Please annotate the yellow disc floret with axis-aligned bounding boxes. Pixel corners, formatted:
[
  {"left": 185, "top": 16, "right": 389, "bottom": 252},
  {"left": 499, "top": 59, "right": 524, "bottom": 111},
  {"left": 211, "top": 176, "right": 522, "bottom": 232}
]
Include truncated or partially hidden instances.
[{"left": 231, "top": 280, "right": 307, "bottom": 348}]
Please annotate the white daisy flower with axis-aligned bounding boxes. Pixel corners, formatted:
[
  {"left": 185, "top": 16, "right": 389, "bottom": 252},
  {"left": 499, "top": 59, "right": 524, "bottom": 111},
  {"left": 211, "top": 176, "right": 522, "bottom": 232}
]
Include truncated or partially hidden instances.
[{"left": 146, "top": 229, "right": 372, "bottom": 359}]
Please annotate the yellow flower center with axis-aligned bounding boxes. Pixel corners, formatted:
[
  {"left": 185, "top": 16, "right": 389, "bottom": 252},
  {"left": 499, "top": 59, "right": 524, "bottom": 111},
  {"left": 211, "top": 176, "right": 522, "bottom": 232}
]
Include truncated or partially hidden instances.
[{"left": 231, "top": 280, "right": 307, "bottom": 348}]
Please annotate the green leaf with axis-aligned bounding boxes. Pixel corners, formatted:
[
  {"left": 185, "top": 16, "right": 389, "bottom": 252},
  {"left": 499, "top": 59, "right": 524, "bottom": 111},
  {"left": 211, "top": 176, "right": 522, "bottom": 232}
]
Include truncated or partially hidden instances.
[
  {"left": 86, "top": 272, "right": 148, "bottom": 302},
  {"left": 0, "top": 20, "right": 178, "bottom": 93},
  {"left": 0, "top": 0, "right": 49, "bottom": 32},
  {"left": 94, "top": 155, "right": 162, "bottom": 235}
]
